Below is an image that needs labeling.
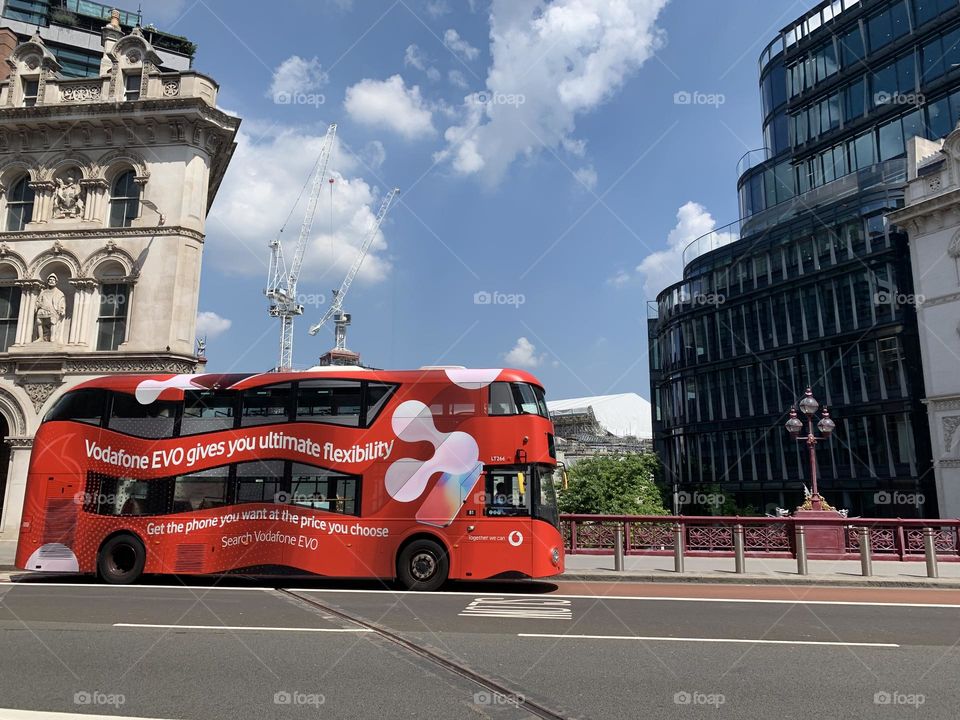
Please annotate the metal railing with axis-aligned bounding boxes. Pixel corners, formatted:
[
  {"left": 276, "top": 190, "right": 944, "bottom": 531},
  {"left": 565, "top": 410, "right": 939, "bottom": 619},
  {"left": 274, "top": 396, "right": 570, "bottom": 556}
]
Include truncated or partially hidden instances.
[{"left": 561, "top": 514, "right": 960, "bottom": 562}]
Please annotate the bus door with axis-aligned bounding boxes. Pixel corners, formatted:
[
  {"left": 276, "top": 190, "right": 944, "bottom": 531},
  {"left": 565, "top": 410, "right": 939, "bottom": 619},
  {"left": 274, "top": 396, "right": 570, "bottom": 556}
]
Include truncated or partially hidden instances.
[{"left": 465, "top": 466, "right": 532, "bottom": 577}]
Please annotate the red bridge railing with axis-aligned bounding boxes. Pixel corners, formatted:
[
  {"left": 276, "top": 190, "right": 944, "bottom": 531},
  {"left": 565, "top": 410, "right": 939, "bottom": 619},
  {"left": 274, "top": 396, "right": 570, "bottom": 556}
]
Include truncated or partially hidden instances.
[{"left": 560, "top": 514, "right": 960, "bottom": 561}]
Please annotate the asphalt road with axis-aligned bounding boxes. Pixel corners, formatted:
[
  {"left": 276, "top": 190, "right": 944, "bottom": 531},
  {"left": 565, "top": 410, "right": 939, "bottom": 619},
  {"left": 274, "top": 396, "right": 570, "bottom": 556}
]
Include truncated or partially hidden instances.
[{"left": 1, "top": 576, "right": 959, "bottom": 719}]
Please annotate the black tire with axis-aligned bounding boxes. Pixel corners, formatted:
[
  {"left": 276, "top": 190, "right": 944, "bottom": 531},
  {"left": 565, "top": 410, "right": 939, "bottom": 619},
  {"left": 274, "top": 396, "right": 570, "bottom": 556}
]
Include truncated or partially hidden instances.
[
  {"left": 397, "top": 539, "right": 448, "bottom": 591},
  {"left": 97, "top": 534, "right": 146, "bottom": 585}
]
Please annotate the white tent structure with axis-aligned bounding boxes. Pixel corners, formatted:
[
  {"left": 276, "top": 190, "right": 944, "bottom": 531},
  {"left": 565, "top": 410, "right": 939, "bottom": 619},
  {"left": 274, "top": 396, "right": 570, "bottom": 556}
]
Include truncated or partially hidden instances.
[{"left": 546, "top": 393, "right": 652, "bottom": 440}]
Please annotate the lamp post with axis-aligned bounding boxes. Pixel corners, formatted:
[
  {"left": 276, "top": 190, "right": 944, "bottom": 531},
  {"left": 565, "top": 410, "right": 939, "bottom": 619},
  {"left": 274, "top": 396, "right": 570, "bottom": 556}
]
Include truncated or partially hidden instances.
[{"left": 785, "top": 387, "right": 836, "bottom": 511}]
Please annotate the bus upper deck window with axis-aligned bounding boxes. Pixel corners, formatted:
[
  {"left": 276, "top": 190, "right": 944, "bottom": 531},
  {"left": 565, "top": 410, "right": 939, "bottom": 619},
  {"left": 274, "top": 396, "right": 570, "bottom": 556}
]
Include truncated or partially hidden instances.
[
  {"left": 515, "top": 383, "right": 539, "bottom": 414},
  {"left": 488, "top": 382, "right": 517, "bottom": 415},
  {"left": 296, "top": 380, "right": 362, "bottom": 426},
  {"left": 182, "top": 391, "right": 236, "bottom": 435},
  {"left": 241, "top": 384, "right": 292, "bottom": 427},
  {"left": 44, "top": 388, "right": 107, "bottom": 425},
  {"left": 108, "top": 392, "right": 177, "bottom": 439}
]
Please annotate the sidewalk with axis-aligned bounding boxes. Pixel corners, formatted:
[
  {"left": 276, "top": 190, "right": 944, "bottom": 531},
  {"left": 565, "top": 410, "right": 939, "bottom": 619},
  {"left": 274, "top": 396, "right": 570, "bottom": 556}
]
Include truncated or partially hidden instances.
[
  {"left": 561, "top": 553, "right": 960, "bottom": 588},
  {"left": 5, "top": 539, "right": 960, "bottom": 587}
]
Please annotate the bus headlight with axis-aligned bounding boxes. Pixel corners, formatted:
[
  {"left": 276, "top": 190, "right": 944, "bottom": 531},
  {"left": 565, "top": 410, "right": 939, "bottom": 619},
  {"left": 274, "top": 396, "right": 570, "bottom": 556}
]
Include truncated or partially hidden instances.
[{"left": 550, "top": 547, "right": 560, "bottom": 566}]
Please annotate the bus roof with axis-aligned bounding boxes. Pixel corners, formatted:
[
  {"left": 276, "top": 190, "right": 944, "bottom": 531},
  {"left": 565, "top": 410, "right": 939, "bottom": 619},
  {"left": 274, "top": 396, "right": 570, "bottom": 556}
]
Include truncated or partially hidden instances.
[{"left": 66, "top": 367, "right": 546, "bottom": 400}]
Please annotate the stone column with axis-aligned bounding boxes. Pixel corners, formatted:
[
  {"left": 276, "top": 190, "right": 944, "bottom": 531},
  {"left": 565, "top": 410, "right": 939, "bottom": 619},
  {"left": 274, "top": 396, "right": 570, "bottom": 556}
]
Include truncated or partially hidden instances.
[
  {"left": 80, "top": 178, "right": 106, "bottom": 223},
  {"left": 26, "top": 181, "right": 53, "bottom": 224},
  {"left": 0, "top": 437, "right": 33, "bottom": 542},
  {"left": 13, "top": 279, "right": 39, "bottom": 344},
  {"left": 67, "top": 278, "right": 96, "bottom": 346}
]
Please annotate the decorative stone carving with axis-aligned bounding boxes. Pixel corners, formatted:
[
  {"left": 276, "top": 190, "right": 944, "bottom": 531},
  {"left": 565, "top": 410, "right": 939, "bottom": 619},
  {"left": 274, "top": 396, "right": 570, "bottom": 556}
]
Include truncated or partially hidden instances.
[
  {"left": 61, "top": 84, "right": 102, "bottom": 102},
  {"left": 53, "top": 175, "right": 84, "bottom": 219},
  {"left": 949, "top": 230, "right": 960, "bottom": 259},
  {"left": 33, "top": 273, "right": 66, "bottom": 343},
  {"left": 944, "top": 416, "right": 960, "bottom": 456},
  {"left": 18, "top": 382, "right": 58, "bottom": 414},
  {"left": 162, "top": 80, "right": 180, "bottom": 97},
  {"left": 5, "top": 437, "right": 33, "bottom": 449}
]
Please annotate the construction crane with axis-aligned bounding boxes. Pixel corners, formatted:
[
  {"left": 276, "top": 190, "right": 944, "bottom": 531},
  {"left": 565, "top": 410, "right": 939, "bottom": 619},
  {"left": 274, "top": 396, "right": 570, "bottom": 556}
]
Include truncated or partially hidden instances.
[
  {"left": 265, "top": 123, "right": 337, "bottom": 370},
  {"left": 308, "top": 187, "right": 400, "bottom": 357}
]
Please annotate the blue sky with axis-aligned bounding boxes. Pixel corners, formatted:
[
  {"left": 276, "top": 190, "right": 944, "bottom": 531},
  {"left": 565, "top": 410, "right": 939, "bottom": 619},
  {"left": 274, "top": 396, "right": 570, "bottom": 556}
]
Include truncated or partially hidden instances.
[{"left": 139, "top": 0, "right": 806, "bottom": 401}]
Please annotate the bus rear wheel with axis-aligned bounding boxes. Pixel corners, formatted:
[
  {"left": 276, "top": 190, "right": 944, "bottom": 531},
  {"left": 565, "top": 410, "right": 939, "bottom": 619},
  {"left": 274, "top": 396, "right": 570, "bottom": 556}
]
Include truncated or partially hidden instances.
[
  {"left": 97, "top": 534, "right": 146, "bottom": 585},
  {"left": 397, "top": 539, "right": 448, "bottom": 591}
]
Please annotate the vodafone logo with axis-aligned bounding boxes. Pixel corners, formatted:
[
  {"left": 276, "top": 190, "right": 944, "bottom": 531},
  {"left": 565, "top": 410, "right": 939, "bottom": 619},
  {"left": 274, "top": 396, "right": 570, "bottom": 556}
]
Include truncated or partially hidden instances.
[{"left": 508, "top": 530, "right": 524, "bottom": 547}]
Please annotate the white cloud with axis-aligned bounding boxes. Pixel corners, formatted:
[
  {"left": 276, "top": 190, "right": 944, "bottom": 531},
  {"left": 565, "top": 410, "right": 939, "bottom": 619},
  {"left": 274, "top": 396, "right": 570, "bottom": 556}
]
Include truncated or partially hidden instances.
[
  {"left": 634, "top": 201, "right": 737, "bottom": 298},
  {"left": 205, "top": 124, "right": 392, "bottom": 290},
  {"left": 443, "top": 28, "right": 480, "bottom": 61},
  {"left": 405, "top": 45, "right": 442, "bottom": 82},
  {"left": 574, "top": 165, "right": 597, "bottom": 191},
  {"left": 361, "top": 140, "right": 387, "bottom": 169},
  {"left": 196, "top": 311, "right": 232, "bottom": 339},
  {"left": 607, "top": 270, "right": 630, "bottom": 288},
  {"left": 504, "top": 336, "right": 544, "bottom": 368},
  {"left": 344, "top": 75, "right": 435, "bottom": 139},
  {"left": 404, "top": 44, "right": 428, "bottom": 71},
  {"left": 437, "top": 0, "right": 667, "bottom": 183},
  {"left": 425, "top": 0, "right": 450, "bottom": 18},
  {"left": 448, "top": 69, "right": 469, "bottom": 88},
  {"left": 268, "top": 56, "right": 328, "bottom": 101}
]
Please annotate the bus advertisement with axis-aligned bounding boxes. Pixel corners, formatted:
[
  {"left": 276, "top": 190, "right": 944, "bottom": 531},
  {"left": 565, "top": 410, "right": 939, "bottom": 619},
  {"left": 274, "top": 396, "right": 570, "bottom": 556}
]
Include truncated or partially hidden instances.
[{"left": 15, "top": 367, "right": 564, "bottom": 589}]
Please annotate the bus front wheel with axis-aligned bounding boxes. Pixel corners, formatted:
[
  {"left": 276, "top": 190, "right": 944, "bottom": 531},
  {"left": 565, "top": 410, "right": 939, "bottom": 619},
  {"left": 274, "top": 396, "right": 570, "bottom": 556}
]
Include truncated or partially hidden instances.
[
  {"left": 97, "top": 534, "right": 146, "bottom": 585},
  {"left": 397, "top": 539, "right": 448, "bottom": 591}
]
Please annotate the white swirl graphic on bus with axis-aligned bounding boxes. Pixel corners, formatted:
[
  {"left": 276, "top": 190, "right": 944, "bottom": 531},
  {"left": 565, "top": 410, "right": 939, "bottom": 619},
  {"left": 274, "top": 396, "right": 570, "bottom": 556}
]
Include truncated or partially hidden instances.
[{"left": 385, "top": 400, "right": 481, "bottom": 503}]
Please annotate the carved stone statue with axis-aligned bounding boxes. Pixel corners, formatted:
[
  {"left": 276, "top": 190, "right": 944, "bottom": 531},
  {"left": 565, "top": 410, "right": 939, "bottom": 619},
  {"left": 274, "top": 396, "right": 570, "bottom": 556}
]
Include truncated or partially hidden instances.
[
  {"left": 53, "top": 175, "right": 84, "bottom": 219},
  {"left": 34, "top": 274, "right": 66, "bottom": 343}
]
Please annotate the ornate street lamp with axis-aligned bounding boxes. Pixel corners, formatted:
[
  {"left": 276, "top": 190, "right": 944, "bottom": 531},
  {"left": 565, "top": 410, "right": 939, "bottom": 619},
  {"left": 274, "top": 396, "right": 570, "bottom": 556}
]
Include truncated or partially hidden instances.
[{"left": 785, "top": 387, "right": 836, "bottom": 511}]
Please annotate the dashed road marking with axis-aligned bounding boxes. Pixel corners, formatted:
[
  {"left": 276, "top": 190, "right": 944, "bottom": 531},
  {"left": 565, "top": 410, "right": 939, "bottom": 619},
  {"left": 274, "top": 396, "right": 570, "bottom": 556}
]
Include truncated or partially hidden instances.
[{"left": 460, "top": 597, "right": 572, "bottom": 620}]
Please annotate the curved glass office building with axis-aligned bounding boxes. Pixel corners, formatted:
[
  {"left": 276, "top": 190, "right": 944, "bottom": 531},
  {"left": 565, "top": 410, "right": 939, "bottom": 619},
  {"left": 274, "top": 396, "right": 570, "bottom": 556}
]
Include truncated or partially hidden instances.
[{"left": 648, "top": 0, "right": 960, "bottom": 517}]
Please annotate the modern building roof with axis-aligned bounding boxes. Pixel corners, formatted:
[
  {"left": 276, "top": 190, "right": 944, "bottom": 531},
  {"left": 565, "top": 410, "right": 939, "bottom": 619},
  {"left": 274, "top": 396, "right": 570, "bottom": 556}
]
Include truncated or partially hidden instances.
[{"left": 546, "top": 393, "right": 652, "bottom": 440}]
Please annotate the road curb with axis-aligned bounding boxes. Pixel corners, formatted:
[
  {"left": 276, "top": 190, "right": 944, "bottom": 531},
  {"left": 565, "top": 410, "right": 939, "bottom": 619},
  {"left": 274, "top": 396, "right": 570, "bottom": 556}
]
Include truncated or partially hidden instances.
[{"left": 559, "top": 572, "right": 960, "bottom": 589}]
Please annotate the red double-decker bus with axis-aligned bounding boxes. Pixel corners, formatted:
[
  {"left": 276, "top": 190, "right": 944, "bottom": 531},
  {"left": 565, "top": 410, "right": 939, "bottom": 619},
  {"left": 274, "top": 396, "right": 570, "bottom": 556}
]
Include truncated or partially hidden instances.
[{"left": 15, "top": 367, "right": 564, "bottom": 589}]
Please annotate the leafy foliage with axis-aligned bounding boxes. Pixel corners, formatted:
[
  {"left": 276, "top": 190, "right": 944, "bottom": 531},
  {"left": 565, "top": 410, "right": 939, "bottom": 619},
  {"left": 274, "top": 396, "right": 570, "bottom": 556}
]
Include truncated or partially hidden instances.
[{"left": 558, "top": 453, "right": 667, "bottom": 516}]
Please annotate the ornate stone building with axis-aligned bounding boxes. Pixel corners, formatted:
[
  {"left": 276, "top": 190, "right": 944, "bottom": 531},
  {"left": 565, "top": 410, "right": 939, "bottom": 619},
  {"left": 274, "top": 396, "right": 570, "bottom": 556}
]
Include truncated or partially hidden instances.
[
  {"left": 0, "top": 14, "right": 239, "bottom": 542},
  {"left": 889, "top": 129, "right": 960, "bottom": 519}
]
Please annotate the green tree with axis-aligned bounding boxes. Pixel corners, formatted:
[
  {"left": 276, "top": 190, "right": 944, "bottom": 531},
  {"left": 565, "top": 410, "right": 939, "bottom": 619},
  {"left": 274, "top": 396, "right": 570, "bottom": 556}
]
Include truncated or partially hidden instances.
[{"left": 558, "top": 453, "right": 667, "bottom": 515}]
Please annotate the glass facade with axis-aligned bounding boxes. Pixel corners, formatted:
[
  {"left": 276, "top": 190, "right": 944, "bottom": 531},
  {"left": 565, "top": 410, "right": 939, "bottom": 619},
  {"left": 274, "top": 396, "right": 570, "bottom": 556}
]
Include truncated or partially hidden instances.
[{"left": 650, "top": 0, "right": 950, "bottom": 517}]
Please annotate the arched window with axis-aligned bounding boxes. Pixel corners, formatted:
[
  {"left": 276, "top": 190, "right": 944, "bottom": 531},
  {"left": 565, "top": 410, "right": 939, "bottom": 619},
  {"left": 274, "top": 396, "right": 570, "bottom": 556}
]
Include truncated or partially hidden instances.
[
  {"left": 96, "top": 262, "right": 130, "bottom": 351},
  {"left": 109, "top": 171, "right": 140, "bottom": 228},
  {"left": 0, "top": 265, "right": 20, "bottom": 351},
  {"left": 6, "top": 175, "right": 35, "bottom": 231}
]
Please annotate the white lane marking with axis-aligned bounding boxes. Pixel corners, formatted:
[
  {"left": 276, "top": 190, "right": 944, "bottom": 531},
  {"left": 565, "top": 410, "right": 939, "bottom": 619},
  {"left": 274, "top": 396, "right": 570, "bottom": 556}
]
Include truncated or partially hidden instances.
[
  {"left": 4, "top": 583, "right": 960, "bottom": 610},
  {"left": 113, "top": 623, "right": 371, "bottom": 633},
  {"left": 460, "top": 597, "right": 572, "bottom": 620},
  {"left": 288, "top": 588, "right": 960, "bottom": 609},
  {"left": 0, "top": 582, "right": 269, "bottom": 591},
  {"left": 0, "top": 710, "right": 180, "bottom": 720},
  {"left": 519, "top": 633, "right": 900, "bottom": 648}
]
